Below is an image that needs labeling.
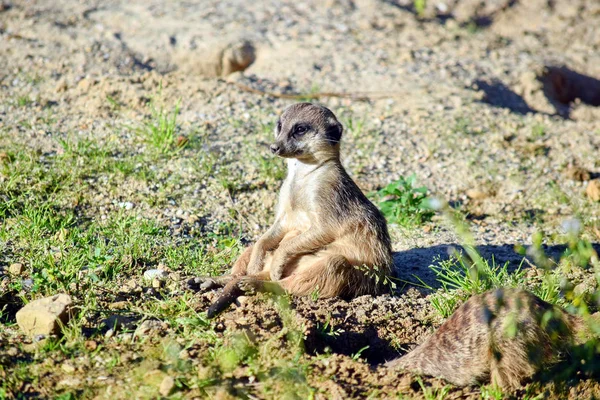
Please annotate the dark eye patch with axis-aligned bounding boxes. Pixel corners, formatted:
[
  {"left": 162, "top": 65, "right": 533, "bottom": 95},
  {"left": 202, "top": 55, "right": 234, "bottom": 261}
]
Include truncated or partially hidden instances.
[
  {"left": 325, "top": 123, "right": 342, "bottom": 144},
  {"left": 292, "top": 123, "right": 310, "bottom": 137}
]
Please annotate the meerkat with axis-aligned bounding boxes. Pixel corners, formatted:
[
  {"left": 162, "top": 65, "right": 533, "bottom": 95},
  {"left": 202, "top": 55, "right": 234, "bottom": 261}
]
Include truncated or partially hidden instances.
[
  {"left": 193, "top": 103, "right": 393, "bottom": 318},
  {"left": 386, "top": 288, "right": 599, "bottom": 390}
]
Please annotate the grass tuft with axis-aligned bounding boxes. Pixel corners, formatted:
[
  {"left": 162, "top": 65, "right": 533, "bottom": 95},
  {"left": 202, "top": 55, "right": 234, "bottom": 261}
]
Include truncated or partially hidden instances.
[
  {"left": 424, "top": 252, "right": 526, "bottom": 317},
  {"left": 136, "top": 98, "right": 183, "bottom": 155}
]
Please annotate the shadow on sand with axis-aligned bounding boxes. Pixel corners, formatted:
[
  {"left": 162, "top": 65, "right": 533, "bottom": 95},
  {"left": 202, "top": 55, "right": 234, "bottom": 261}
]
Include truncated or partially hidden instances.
[
  {"left": 473, "top": 79, "right": 536, "bottom": 115},
  {"left": 542, "top": 65, "right": 600, "bottom": 118}
]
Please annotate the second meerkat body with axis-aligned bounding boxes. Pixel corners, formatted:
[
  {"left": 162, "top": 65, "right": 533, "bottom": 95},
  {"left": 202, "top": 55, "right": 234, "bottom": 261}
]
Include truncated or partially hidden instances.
[
  {"left": 203, "top": 103, "right": 393, "bottom": 317},
  {"left": 387, "top": 288, "right": 597, "bottom": 390}
]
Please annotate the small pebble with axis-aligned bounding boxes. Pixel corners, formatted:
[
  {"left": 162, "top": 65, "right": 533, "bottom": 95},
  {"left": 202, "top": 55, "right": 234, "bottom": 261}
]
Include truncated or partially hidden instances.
[
  {"left": 152, "top": 277, "right": 163, "bottom": 288},
  {"left": 21, "top": 279, "right": 34, "bottom": 290},
  {"left": 143, "top": 269, "right": 168, "bottom": 281},
  {"left": 159, "top": 375, "right": 176, "bottom": 397},
  {"left": 118, "top": 201, "right": 135, "bottom": 210},
  {"left": 85, "top": 340, "right": 98, "bottom": 351},
  {"left": 586, "top": 180, "right": 600, "bottom": 202},
  {"left": 9, "top": 263, "right": 24, "bottom": 275},
  {"left": 61, "top": 363, "right": 76, "bottom": 373}
]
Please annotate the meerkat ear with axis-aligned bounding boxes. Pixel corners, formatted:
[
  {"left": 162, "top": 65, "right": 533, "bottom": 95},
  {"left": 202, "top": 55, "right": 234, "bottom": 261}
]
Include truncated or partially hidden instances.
[{"left": 325, "top": 121, "right": 343, "bottom": 144}]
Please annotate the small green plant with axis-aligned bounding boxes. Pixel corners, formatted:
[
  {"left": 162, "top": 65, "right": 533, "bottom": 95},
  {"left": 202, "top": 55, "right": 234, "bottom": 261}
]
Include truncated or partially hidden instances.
[
  {"left": 428, "top": 290, "right": 463, "bottom": 319},
  {"left": 432, "top": 252, "right": 525, "bottom": 294},
  {"left": 480, "top": 384, "right": 504, "bottom": 400},
  {"left": 254, "top": 153, "right": 286, "bottom": 181},
  {"left": 351, "top": 345, "right": 370, "bottom": 361},
  {"left": 213, "top": 332, "right": 257, "bottom": 373},
  {"left": 375, "top": 174, "right": 434, "bottom": 227},
  {"left": 531, "top": 124, "right": 546, "bottom": 138},
  {"left": 17, "top": 96, "right": 32, "bottom": 107},
  {"left": 414, "top": 0, "right": 427, "bottom": 17},
  {"left": 310, "top": 285, "right": 321, "bottom": 302},
  {"left": 317, "top": 314, "right": 344, "bottom": 338},
  {"left": 136, "top": 97, "right": 183, "bottom": 155},
  {"left": 454, "top": 117, "right": 472, "bottom": 135},
  {"left": 416, "top": 376, "right": 450, "bottom": 400},
  {"left": 106, "top": 94, "right": 121, "bottom": 111},
  {"left": 341, "top": 113, "right": 366, "bottom": 140},
  {"left": 298, "top": 84, "right": 322, "bottom": 102},
  {"left": 354, "top": 264, "right": 397, "bottom": 291},
  {"left": 54, "top": 393, "right": 77, "bottom": 400}
]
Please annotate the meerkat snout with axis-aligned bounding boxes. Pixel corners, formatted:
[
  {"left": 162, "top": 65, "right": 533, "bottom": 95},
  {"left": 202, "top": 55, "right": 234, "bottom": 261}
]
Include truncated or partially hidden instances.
[
  {"left": 269, "top": 143, "right": 281, "bottom": 155},
  {"left": 270, "top": 102, "right": 343, "bottom": 161}
]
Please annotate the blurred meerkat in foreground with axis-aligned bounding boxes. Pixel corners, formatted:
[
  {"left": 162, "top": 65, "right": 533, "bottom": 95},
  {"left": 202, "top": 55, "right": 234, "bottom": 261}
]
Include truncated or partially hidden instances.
[
  {"left": 387, "top": 288, "right": 599, "bottom": 390},
  {"left": 195, "top": 103, "right": 393, "bottom": 318}
]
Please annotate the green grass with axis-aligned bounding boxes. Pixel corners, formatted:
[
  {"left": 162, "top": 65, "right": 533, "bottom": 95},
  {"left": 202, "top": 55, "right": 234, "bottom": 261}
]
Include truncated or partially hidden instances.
[
  {"left": 453, "top": 116, "right": 472, "bottom": 135},
  {"left": 426, "top": 204, "right": 600, "bottom": 330},
  {"left": 416, "top": 376, "right": 450, "bottom": 400},
  {"left": 339, "top": 112, "right": 366, "bottom": 141},
  {"left": 424, "top": 214, "right": 598, "bottom": 316},
  {"left": 424, "top": 253, "right": 527, "bottom": 317},
  {"left": 480, "top": 384, "right": 504, "bottom": 400},
  {"left": 16, "top": 95, "right": 33, "bottom": 107},
  {"left": 374, "top": 174, "right": 434, "bottom": 227},
  {"left": 134, "top": 98, "right": 184, "bottom": 155},
  {"left": 531, "top": 123, "right": 546, "bottom": 138},
  {"left": 0, "top": 137, "right": 243, "bottom": 299},
  {"left": 414, "top": 0, "right": 427, "bottom": 18}
]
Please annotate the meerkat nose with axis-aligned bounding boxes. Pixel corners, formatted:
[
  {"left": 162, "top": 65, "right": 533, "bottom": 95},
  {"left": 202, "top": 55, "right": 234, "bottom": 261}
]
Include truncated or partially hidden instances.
[{"left": 270, "top": 144, "right": 280, "bottom": 154}]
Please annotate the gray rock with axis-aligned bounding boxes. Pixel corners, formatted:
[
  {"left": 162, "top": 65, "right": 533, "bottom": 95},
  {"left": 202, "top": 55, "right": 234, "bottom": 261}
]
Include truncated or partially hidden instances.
[
  {"left": 21, "top": 279, "right": 34, "bottom": 290},
  {"left": 135, "top": 319, "right": 165, "bottom": 337},
  {"left": 16, "top": 294, "right": 73, "bottom": 336},
  {"left": 118, "top": 201, "right": 135, "bottom": 210},
  {"left": 143, "top": 269, "right": 168, "bottom": 281}
]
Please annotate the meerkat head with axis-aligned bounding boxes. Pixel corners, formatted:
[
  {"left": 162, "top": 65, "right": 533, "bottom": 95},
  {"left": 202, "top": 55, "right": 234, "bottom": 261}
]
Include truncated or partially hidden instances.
[{"left": 270, "top": 103, "right": 343, "bottom": 162}]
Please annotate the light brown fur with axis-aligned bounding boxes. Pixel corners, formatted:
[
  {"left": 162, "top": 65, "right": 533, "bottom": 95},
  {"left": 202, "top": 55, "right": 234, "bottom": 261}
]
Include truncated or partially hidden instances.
[
  {"left": 197, "top": 103, "right": 393, "bottom": 317},
  {"left": 387, "top": 288, "right": 598, "bottom": 390}
]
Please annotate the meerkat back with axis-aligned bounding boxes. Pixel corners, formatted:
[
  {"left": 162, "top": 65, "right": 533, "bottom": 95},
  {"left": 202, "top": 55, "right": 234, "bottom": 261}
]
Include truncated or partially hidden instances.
[{"left": 387, "top": 288, "right": 579, "bottom": 389}]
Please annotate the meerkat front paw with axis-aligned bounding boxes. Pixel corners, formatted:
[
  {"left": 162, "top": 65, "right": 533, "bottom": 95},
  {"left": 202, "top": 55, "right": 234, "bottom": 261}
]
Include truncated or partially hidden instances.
[
  {"left": 270, "top": 267, "right": 284, "bottom": 281},
  {"left": 187, "top": 277, "right": 211, "bottom": 291},
  {"left": 246, "top": 260, "right": 264, "bottom": 275},
  {"left": 238, "top": 277, "right": 260, "bottom": 294},
  {"left": 269, "top": 252, "right": 288, "bottom": 281},
  {"left": 246, "top": 251, "right": 266, "bottom": 275},
  {"left": 186, "top": 276, "right": 227, "bottom": 291}
]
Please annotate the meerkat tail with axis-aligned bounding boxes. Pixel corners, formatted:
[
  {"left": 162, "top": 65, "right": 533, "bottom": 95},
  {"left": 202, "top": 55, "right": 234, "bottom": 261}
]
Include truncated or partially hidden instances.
[
  {"left": 206, "top": 277, "right": 244, "bottom": 319},
  {"left": 206, "top": 271, "right": 274, "bottom": 318}
]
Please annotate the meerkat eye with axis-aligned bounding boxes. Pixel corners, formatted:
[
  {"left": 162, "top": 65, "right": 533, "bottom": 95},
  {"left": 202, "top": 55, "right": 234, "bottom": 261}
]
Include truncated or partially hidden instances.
[
  {"left": 276, "top": 120, "right": 282, "bottom": 132},
  {"left": 293, "top": 124, "right": 309, "bottom": 137}
]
